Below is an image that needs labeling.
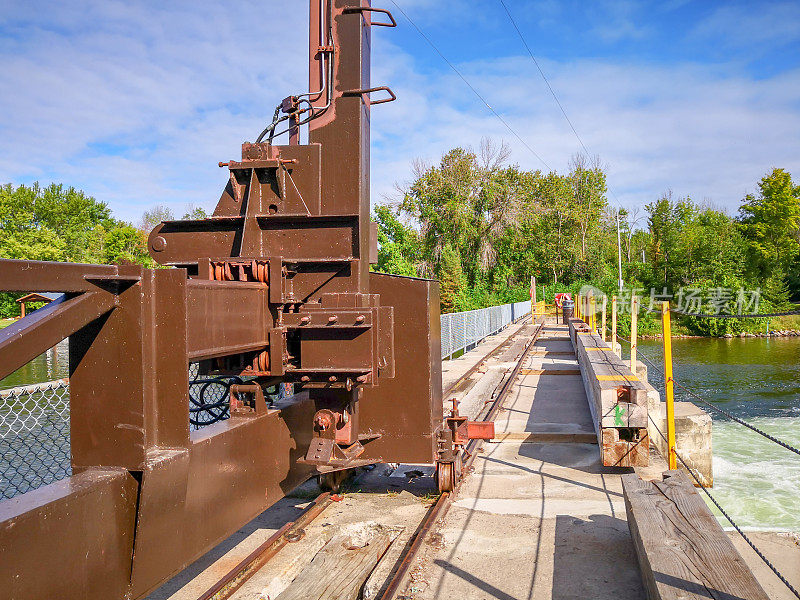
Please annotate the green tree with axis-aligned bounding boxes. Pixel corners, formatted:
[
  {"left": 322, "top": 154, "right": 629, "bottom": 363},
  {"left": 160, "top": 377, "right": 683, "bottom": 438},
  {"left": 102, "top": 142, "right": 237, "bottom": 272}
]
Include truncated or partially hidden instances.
[
  {"left": 0, "top": 182, "right": 155, "bottom": 317},
  {"left": 104, "top": 225, "right": 154, "bottom": 266},
  {"left": 182, "top": 205, "right": 208, "bottom": 220},
  {"left": 140, "top": 205, "right": 175, "bottom": 232},
  {"left": 738, "top": 168, "right": 800, "bottom": 284},
  {"left": 438, "top": 244, "right": 466, "bottom": 313},
  {"left": 373, "top": 205, "right": 420, "bottom": 277}
]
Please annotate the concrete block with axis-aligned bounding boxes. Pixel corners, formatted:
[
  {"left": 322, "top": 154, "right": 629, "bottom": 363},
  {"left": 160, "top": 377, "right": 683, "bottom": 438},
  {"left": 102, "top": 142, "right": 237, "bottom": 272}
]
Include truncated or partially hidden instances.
[{"left": 650, "top": 402, "right": 713, "bottom": 487}]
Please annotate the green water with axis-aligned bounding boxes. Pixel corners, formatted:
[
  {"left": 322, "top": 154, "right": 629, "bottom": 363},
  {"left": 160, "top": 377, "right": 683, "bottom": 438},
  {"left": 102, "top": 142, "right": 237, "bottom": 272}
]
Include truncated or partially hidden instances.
[
  {"left": 0, "top": 342, "right": 69, "bottom": 390},
  {"left": 633, "top": 337, "right": 800, "bottom": 531}
]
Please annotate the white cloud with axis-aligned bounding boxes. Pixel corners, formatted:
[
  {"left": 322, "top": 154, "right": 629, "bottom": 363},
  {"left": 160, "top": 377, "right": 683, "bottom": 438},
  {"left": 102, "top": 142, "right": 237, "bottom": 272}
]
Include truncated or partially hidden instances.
[
  {"left": 0, "top": 0, "right": 798, "bottom": 228},
  {"left": 371, "top": 36, "right": 800, "bottom": 213}
]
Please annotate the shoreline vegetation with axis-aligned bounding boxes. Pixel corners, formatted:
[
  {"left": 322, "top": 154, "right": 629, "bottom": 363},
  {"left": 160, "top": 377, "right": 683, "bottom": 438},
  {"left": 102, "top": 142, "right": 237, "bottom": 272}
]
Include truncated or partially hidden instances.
[
  {"left": 372, "top": 142, "right": 800, "bottom": 339},
  {"left": 3, "top": 142, "right": 799, "bottom": 341}
]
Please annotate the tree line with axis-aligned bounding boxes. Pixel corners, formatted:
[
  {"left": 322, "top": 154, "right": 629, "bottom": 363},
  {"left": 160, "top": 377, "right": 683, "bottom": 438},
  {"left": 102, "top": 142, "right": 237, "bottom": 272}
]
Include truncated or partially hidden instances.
[
  {"left": 3, "top": 150, "right": 798, "bottom": 336},
  {"left": 373, "top": 140, "right": 800, "bottom": 335},
  {"left": 0, "top": 183, "right": 205, "bottom": 318}
]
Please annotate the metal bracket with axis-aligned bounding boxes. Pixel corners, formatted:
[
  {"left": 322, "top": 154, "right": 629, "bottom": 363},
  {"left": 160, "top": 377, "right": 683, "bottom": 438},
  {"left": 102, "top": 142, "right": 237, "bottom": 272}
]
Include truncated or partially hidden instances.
[
  {"left": 343, "top": 86, "right": 396, "bottom": 106},
  {"left": 342, "top": 6, "right": 397, "bottom": 27}
]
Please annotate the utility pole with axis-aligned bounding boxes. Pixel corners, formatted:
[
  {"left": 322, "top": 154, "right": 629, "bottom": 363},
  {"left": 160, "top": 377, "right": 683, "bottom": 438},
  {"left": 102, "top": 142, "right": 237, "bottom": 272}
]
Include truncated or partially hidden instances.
[{"left": 616, "top": 211, "right": 624, "bottom": 291}]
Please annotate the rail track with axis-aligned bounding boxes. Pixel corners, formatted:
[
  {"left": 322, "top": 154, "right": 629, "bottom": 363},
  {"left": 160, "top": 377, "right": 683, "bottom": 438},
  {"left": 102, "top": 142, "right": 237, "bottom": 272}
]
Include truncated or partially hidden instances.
[{"left": 193, "top": 316, "right": 544, "bottom": 600}]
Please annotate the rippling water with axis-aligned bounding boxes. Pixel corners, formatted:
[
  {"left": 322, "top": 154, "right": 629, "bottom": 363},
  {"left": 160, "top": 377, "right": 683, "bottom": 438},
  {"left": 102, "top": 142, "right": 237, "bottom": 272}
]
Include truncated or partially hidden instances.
[{"left": 633, "top": 337, "right": 800, "bottom": 531}]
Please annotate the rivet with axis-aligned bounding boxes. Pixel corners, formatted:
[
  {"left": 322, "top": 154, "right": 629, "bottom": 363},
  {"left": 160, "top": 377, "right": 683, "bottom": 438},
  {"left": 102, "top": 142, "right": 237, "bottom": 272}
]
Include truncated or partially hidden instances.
[{"left": 151, "top": 236, "right": 167, "bottom": 252}]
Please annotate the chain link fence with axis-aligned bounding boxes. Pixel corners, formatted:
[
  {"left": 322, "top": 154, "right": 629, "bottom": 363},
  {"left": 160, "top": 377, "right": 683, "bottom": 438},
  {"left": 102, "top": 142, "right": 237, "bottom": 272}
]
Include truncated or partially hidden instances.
[
  {"left": 0, "top": 379, "right": 71, "bottom": 500},
  {"left": 441, "top": 300, "right": 531, "bottom": 359}
]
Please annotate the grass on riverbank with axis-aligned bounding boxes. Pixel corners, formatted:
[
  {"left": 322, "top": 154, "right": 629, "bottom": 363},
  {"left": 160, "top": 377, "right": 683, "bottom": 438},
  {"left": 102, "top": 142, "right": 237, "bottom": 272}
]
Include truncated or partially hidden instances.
[{"left": 0, "top": 318, "right": 14, "bottom": 329}]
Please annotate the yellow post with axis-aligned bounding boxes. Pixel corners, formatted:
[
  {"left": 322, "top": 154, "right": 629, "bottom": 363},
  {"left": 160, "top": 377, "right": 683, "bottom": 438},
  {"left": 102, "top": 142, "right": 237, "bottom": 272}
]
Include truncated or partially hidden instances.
[
  {"left": 611, "top": 295, "right": 617, "bottom": 351},
  {"left": 601, "top": 296, "right": 607, "bottom": 341},
  {"left": 589, "top": 295, "right": 595, "bottom": 331},
  {"left": 662, "top": 301, "right": 677, "bottom": 470},
  {"left": 630, "top": 296, "right": 638, "bottom": 373},
  {"left": 576, "top": 294, "right": 581, "bottom": 320}
]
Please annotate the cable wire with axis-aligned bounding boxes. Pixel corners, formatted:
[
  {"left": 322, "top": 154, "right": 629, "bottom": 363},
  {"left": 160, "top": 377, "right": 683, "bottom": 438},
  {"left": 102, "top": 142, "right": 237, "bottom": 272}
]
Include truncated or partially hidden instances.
[
  {"left": 390, "top": 1, "right": 551, "bottom": 171},
  {"left": 498, "top": 0, "right": 591, "bottom": 159},
  {"left": 647, "top": 414, "right": 800, "bottom": 599},
  {"left": 617, "top": 334, "right": 800, "bottom": 457}
]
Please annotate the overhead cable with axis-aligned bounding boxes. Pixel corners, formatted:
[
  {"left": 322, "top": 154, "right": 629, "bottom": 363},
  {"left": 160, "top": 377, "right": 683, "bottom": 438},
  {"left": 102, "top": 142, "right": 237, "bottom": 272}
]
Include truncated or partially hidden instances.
[{"left": 390, "top": 1, "right": 551, "bottom": 171}]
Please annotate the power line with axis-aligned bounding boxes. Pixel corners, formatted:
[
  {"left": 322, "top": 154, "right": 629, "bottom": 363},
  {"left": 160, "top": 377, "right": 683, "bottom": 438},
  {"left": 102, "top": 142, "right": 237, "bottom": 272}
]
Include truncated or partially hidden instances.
[
  {"left": 497, "top": 0, "right": 631, "bottom": 282},
  {"left": 389, "top": 1, "right": 551, "bottom": 171},
  {"left": 497, "top": 1, "right": 629, "bottom": 210},
  {"left": 498, "top": 0, "right": 591, "bottom": 159}
]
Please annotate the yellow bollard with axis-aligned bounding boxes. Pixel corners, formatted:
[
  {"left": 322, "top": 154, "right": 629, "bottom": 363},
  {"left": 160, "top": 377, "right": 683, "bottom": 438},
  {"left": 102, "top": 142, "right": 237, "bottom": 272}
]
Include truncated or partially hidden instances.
[
  {"left": 630, "top": 296, "right": 638, "bottom": 373},
  {"left": 611, "top": 295, "right": 617, "bottom": 351},
  {"left": 589, "top": 296, "right": 595, "bottom": 331},
  {"left": 661, "top": 301, "right": 677, "bottom": 471},
  {"left": 601, "top": 296, "right": 607, "bottom": 341},
  {"left": 576, "top": 294, "right": 581, "bottom": 320}
]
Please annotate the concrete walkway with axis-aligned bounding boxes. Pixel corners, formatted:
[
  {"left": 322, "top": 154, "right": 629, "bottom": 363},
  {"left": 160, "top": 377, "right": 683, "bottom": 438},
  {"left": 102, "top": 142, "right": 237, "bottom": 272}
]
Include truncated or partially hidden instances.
[{"left": 415, "top": 321, "right": 645, "bottom": 600}]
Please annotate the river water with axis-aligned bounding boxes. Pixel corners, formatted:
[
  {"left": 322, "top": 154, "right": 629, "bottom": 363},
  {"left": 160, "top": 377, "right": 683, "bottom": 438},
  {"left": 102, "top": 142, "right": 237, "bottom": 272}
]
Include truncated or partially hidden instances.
[
  {"left": 634, "top": 337, "right": 800, "bottom": 532},
  {"left": 2, "top": 338, "right": 798, "bottom": 531}
]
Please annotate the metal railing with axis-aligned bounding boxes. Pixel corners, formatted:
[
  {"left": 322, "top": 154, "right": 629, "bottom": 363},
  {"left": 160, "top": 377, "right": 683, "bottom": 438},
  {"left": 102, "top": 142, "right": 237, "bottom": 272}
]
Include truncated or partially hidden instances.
[{"left": 441, "top": 300, "right": 531, "bottom": 359}]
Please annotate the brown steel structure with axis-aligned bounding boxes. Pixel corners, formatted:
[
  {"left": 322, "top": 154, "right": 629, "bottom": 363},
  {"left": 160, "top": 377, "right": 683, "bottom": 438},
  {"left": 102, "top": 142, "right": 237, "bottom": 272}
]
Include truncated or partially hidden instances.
[{"left": 0, "top": 3, "right": 459, "bottom": 598}]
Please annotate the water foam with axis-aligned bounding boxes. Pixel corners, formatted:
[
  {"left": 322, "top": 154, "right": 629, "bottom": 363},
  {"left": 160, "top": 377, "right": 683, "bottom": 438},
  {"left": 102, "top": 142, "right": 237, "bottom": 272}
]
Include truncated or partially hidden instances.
[{"left": 706, "top": 417, "right": 800, "bottom": 531}]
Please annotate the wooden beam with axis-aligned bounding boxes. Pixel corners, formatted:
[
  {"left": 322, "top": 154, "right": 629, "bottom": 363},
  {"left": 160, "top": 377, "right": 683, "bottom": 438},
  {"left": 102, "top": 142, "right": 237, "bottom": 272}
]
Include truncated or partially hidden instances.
[
  {"left": 622, "top": 470, "right": 769, "bottom": 600},
  {"left": 276, "top": 526, "right": 395, "bottom": 600}
]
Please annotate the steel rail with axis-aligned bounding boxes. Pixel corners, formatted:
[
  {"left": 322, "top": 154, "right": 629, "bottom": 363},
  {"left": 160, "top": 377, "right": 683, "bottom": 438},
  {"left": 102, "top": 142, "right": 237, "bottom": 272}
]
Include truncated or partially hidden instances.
[
  {"left": 195, "top": 316, "right": 542, "bottom": 600},
  {"left": 196, "top": 492, "right": 334, "bottom": 600},
  {"left": 377, "top": 318, "right": 546, "bottom": 600}
]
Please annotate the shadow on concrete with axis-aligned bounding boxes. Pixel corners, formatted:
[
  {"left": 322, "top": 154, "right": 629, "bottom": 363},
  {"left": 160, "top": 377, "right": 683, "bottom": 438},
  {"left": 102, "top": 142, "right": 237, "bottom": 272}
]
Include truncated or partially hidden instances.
[
  {"left": 533, "top": 339, "right": 574, "bottom": 353},
  {"left": 551, "top": 513, "right": 645, "bottom": 600},
  {"left": 516, "top": 442, "right": 632, "bottom": 476},
  {"left": 432, "top": 559, "right": 519, "bottom": 600},
  {"left": 480, "top": 454, "right": 624, "bottom": 499}
]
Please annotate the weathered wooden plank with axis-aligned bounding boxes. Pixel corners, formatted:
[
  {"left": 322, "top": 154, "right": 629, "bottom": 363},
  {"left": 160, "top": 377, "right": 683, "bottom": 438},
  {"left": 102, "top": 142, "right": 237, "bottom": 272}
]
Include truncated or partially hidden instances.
[
  {"left": 276, "top": 525, "right": 395, "bottom": 600},
  {"left": 622, "top": 471, "right": 769, "bottom": 600}
]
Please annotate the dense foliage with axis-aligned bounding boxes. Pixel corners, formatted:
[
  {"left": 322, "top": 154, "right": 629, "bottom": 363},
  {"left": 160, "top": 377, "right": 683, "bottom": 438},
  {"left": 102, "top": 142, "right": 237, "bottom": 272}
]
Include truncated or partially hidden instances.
[
  {"left": 0, "top": 184, "right": 206, "bottom": 318},
  {"left": 374, "top": 143, "right": 800, "bottom": 336}
]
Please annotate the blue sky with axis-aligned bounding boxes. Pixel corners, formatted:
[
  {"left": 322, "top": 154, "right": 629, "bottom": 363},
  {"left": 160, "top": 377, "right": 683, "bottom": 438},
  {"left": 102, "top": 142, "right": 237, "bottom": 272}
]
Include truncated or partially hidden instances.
[{"left": 1, "top": 0, "right": 799, "bottom": 224}]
